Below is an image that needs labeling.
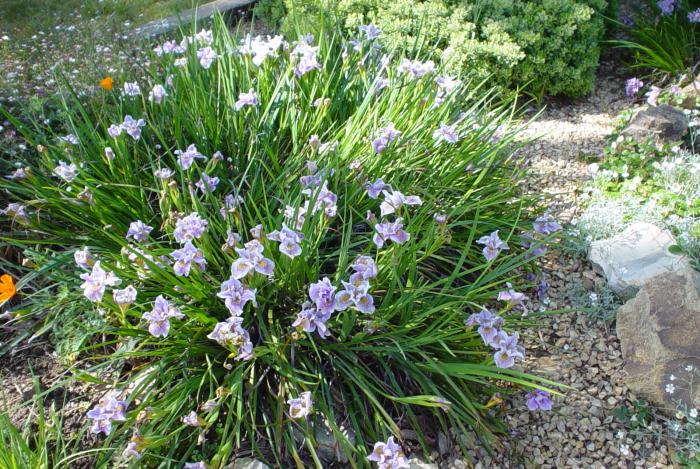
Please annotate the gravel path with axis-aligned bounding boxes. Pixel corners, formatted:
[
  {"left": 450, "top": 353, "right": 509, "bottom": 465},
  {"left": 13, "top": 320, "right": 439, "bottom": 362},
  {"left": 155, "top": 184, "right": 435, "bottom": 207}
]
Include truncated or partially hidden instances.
[{"left": 447, "top": 62, "right": 675, "bottom": 468}]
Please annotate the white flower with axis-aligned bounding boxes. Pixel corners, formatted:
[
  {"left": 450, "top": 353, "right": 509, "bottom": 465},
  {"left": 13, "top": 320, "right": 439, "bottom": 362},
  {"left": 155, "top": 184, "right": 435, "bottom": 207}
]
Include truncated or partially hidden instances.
[
  {"left": 690, "top": 408, "right": 698, "bottom": 419},
  {"left": 665, "top": 383, "right": 675, "bottom": 394},
  {"left": 619, "top": 444, "right": 630, "bottom": 456},
  {"left": 670, "top": 374, "right": 676, "bottom": 381}
]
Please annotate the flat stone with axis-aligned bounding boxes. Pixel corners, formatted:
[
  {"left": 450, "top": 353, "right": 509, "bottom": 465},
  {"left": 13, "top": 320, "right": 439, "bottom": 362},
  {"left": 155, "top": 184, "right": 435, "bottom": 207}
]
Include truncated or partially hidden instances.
[
  {"left": 229, "top": 458, "right": 269, "bottom": 469},
  {"left": 680, "top": 78, "right": 700, "bottom": 109},
  {"left": 293, "top": 420, "right": 355, "bottom": 463},
  {"left": 589, "top": 222, "right": 690, "bottom": 299},
  {"left": 616, "top": 267, "right": 700, "bottom": 415},
  {"left": 131, "top": 0, "right": 255, "bottom": 37},
  {"left": 409, "top": 458, "right": 439, "bottom": 469},
  {"left": 620, "top": 105, "right": 688, "bottom": 144}
]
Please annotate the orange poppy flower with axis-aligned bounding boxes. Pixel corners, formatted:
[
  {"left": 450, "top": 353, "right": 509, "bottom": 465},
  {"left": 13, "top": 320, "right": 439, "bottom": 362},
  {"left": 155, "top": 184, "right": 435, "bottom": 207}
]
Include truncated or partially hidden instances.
[
  {"left": 0, "top": 274, "right": 16, "bottom": 303},
  {"left": 99, "top": 76, "right": 114, "bottom": 91}
]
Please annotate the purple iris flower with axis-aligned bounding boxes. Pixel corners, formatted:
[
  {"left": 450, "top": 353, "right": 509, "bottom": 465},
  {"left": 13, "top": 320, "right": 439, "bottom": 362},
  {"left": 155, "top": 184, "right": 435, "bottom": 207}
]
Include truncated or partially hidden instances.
[
  {"left": 80, "top": 261, "right": 121, "bottom": 302},
  {"left": 195, "top": 173, "right": 219, "bottom": 193},
  {"left": 121, "top": 115, "right": 146, "bottom": 140},
  {"left": 301, "top": 181, "right": 338, "bottom": 217},
  {"left": 148, "top": 84, "right": 167, "bottom": 104},
  {"left": 234, "top": 88, "right": 259, "bottom": 110},
  {"left": 645, "top": 86, "right": 662, "bottom": 106},
  {"left": 657, "top": 0, "right": 675, "bottom": 15},
  {"left": 335, "top": 278, "right": 375, "bottom": 314},
  {"left": 492, "top": 331, "right": 524, "bottom": 368},
  {"left": 108, "top": 124, "right": 123, "bottom": 138},
  {"left": 174, "top": 144, "right": 206, "bottom": 170},
  {"left": 87, "top": 395, "right": 127, "bottom": 435},
  {"left": 126, "top": 220, "right": 153, "bottom": 243},
  {"left": 365, "top": 178, "right": 388, "bottom": 199},
  {"left": 268, "top": 224, "right": 304, "bottom": 259},
  {"left": 113, "top": 285, "right": 137, "bottom": 307},
  {"left": 292, "top": 301, "right": 332, "bottom": 338},
  {"left": 74, "top": 247, "right": 94, "bottom": 269},
  {"left": 217, "top": 276, "right": 257, "bottom": 316},
  {"left": 359, "top": 24, "right": 381, "bottom": 41},
  {"left": 351, "top": 255, "right": 378, "bottom": 279},
  {"left": 197, "top": 46, "right": 217, "bottom": 69},
  {"left": 1, "top": 202, "right": 29, "bottom": 222},
  {"left": 533, "top": 214, "right": 562, "bottom": 235},
  {"left": 142, "top": 295, "right": 184, "bottom": 337},
  {"left": 526, "top": 389, "right": 553, "bottom": 411},
  {"left": 231, "top": 239, "right": 275, "bottom": 278},
  {"left": 466, "top": 309, "right": 505, "bottom": 345},
  {"left": 379, "top": 190, "right": 422, "bottom": 217},
  {"left": 373, "top": 219, "right": 410, "bottom": 248},
  {"left": 53, "top": 160, "right": 77, "bottom": 182},
  {"left": 184, "top": 462, "right": 207, "bottom": 469},
  {"left": 625, "top": 78, "right": 643, "bottom": 98},
  {"left": 173, "top": 212, "right": 208, "bottom": 243},
  {"left": 689, "top": 8, "right": 700, "bottom": 22},
  {"left": 371, "top": 123, "right": 401, "bottom": 154},
  {"left": 367, "top": 436, "right": 409, "bottom": 468},
  {"left": 397, "top": 58, "right": 435, "bottom": 79},
  {"left": 476, "top": 230, "right": 509, "bottom": 261},
  {"left": 309, "top": 277, "right": 337, "bottom": 316},
  {"left": 433, "top": 123, "right": 460, "bottom": 144},
  {"left": 497, "top": 283, "right": 528, "bottom": 309},
  {"left": 182, "top": 411, "right": 200, "bottom": 427},
  {"left": 207, "top": 316, "right": 254, "bottom": 360},
  {"left": 123, "top": 82, "right": 141, "bottom": 97},
  {"left": 521, "top": 232, "right": 547, "bottom": 259},
  {"left": 292, "top": 40, "right": 321, "bottom": 77},
  {"left": 171, "top": 241, "right": 207, "bottom": 277}
]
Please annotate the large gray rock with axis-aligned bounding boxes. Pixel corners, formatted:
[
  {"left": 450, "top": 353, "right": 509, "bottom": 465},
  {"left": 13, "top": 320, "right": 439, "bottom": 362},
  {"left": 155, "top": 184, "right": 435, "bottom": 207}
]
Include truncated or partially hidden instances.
[
  {"left": 616, "top": 267, "right": 700, "bottom": 416},
  {"left": 620, "top": 105, "right": 688, "bottom": 144},
  {"left": 589, "top": 222, "right": 690, "bottom": 299}
]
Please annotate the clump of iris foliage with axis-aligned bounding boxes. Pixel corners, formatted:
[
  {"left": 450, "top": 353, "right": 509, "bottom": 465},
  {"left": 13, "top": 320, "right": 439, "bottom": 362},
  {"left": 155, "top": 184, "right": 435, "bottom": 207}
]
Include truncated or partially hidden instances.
[
  {"left": 614, "top": 0, "right": 700, "bottom": 77},
  {"left": 0, "top": 16, "right": 558, "bottom": 468}
]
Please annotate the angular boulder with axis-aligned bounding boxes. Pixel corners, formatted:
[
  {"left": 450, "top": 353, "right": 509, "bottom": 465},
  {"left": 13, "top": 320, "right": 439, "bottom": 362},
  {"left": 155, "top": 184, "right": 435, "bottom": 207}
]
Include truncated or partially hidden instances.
[
  {"left": 616, "top": 267, "right": 700, "bottom": 415},
  {"left": 589, "top": 222, "right": 690, "bottom": 299},
  {"left": 620, "top": 105, "right": 688, "bottom": 144}
]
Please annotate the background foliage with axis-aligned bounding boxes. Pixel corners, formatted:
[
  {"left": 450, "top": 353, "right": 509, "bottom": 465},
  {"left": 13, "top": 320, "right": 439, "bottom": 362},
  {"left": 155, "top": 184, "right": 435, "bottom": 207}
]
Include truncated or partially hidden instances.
[{"left": 256, "top": 0, "right": 611, "bottom": 98}]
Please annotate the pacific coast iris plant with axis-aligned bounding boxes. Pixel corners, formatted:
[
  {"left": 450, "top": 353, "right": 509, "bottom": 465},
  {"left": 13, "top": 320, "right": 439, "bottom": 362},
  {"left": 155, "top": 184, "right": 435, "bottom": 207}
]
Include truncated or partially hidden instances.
[{"left": 0, "top": 16, "right": 560, "bottom": 468}]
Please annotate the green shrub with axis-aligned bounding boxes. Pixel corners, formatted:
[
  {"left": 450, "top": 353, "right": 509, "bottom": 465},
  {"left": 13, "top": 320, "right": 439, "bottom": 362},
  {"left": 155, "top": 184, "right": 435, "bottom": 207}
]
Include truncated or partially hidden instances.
[
  {"left": 269, "top": 0, "right": 607, "bottom": 98},
  {"left": 1, "top": 17, "right": 559, "bottom": 467}
]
